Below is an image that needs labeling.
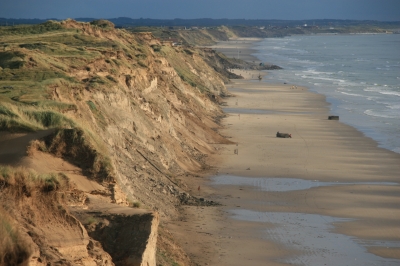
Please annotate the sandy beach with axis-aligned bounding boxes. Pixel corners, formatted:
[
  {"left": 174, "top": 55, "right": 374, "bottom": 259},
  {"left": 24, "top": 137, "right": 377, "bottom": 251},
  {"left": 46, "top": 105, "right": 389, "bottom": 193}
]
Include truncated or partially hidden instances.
[{"left": 166, "top": 39, "right": 400, "bottom": 266}]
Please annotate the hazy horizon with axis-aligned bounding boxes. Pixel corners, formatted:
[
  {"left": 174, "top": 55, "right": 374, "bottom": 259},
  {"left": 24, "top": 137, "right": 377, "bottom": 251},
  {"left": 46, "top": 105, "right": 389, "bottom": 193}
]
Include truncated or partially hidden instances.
[{"left": 1, "top": 0, "right": 399, "bottom": 21}]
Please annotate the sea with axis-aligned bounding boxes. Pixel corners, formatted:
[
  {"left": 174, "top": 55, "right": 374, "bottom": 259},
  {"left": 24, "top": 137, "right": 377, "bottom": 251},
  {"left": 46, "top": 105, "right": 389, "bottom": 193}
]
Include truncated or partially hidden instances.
[{"left": 254, "top": 34, "right": 400, "bottom": 154}]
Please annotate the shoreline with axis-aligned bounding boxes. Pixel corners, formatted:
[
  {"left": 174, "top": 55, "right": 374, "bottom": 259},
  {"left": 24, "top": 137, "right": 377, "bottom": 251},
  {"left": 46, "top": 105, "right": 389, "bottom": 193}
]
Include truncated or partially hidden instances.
[
  {"left": 243, "top": 34, "right": 400, "bottom": 155},
  {"left": 168, "top": 38, "right": 400, "bottom": 265}
]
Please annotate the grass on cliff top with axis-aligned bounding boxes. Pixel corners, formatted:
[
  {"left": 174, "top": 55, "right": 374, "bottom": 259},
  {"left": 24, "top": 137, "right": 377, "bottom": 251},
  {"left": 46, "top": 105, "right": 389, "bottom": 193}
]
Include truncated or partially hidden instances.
[
  {"left": 0, "top": 25, "right": 105, "bottom": 133},
  {"left": 0, "top": 101, "right": 76, "bottom": 132},
  {"left": 0, "top": 21, "right": 143, "bottom": 182},
  {"left": 0, "top": 21, "right": 64, "bottom": 35},
  {"left": 0, "top": 165, "right": 69, "bottom": 194}
]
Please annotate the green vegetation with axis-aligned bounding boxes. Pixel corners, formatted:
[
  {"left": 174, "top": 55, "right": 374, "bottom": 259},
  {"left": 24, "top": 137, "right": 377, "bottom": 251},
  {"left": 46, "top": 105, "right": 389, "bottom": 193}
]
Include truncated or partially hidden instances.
[
  {"left": 44, "top": 128, "right": 114, "bottom": 182},
  {"left": 106, "top": 75, "right": 117, "bottom": 83},
  {"left": 86, "top": 100, "right": 107, "bottom": 129},
  {"left": 0, "top": 103, "right": 75, "bottom": 132},
  {"left": 137, "top": 60, "right": 148, "bottom": 68},
  {"left": 127, "top": 198, "right": 141, "bottom": 208},
  {"left": 0, "top": 21, "right": 125, "bottom": 182},
  {"left": 84, "top": 216, "right": 99, "bottom": 225},
  {"left": 160, "top": 46, "right": 208, "bottom": 92},
  {"left": 157, "top": 251, "right": 181, "bottom": 266},
  {"left": 0, "top": 166, "right": 68, "bottom": 195},
  {"left": 90, "top": 19, "right": 115, "bottom": 29},
  {"left": 0, "top": 51, "right": 26, "bottom": 69},
  {"left": 86, "top": 100, "right": 96, "bottom": 110},
  {"left": 0, "top": 21, "right": 64, "bottom": 36}
]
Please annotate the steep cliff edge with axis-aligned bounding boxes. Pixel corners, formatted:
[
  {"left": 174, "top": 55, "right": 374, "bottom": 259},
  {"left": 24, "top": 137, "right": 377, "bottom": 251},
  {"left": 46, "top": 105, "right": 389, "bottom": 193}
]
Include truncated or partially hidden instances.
[{"left": 0, "top": 19, "right": 231, "bottom": 265}]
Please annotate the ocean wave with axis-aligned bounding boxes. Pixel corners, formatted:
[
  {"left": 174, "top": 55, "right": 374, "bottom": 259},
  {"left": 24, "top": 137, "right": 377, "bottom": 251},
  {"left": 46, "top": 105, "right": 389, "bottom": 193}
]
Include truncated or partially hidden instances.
[
  {"left": 364, "top": 109, "right": 399, "bottom": 119},
  {"left": 303, "top": 69, "right": 334, "bottom": 75},
  {"left": 379, "top": 91, "right": 400, "bottom": 97},
  {"left": 364, "top": 87, "right": 400, "bottom": 97},
  {"left": 340, "top": 92, "right": 366, "bottom": 97},
  {"left": 256, "top": 34, "right": 400, "bottom": 155},
  {"left": 366, "top": 95, "right": 381, "bottom": 101},
  {"left": 300, "top": 73, "right": 347, "bottom": 84},
  {"left": 271, "top": 46, "right": 308, "bottom": 55},
  {"left": 355, "top": 58, "right": 370, "bottom": 62},
  {"left": 388, "top": 104, "right": 400, "bottom": 110}
]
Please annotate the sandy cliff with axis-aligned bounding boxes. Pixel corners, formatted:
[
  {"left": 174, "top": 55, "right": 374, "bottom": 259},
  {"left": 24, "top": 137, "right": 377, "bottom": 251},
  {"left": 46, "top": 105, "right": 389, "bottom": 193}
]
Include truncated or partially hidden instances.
[{"left": 0, "top": 19, "right": 231, "bottom": 265}]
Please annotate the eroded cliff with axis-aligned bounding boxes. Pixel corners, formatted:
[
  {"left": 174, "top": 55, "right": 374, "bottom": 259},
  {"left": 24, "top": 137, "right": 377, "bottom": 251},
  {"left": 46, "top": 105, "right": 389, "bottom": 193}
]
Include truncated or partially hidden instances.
[{"left": 0, "top": 19, "right": 231, "bottom": 265}]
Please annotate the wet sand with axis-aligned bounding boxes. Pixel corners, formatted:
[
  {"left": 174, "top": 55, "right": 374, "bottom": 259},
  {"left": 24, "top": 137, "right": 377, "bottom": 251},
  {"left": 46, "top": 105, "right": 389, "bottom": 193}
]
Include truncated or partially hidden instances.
[{"left": 167, "top": 39, "right": 400, "bottom": 266}]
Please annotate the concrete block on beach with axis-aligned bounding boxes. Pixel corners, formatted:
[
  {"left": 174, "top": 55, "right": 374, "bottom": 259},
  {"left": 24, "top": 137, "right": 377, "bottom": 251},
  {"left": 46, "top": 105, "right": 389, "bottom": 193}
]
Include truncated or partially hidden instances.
[
  {"left": 328, "top": 116, "right": 339, "bottom": 120},
  {"left": 276, "top": 132, "right": 292, "bottom": 138}
]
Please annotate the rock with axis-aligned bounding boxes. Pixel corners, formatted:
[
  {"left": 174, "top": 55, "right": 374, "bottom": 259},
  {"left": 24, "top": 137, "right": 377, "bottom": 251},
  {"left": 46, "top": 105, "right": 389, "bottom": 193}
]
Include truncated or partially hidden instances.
[{"left": 276, "top": 132, "right": 292, "bottom": 138}]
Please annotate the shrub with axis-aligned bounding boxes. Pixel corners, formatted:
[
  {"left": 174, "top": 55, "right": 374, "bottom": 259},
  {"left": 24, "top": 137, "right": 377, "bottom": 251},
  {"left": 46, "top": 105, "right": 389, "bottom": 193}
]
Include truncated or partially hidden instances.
[
  {"left": 127, "top": 198, "right": 141, "bottom": 208},
  {"left": 90, "top": 20, "right": 115, "bottom": 29},
  {"left": 85, "top": 216, "right": 98, "bottom": 225},
  {"left": 132, "top": 201, "right": 141, "bottom": 208},
  {"left": 184, "top": 49, "right": 194, "bottom": 55},
  {"left": 106, "top": 75, "right": 117, "bottom": 83},
  {"left": 151, "top": 45, "right": 161, "bottom": 52},
  {"left": 86, "top": 100, "right": 96, "bottom": 111},
  {"left": 26, "top": 139, "right": 47, "bottom": 156},
  {"left": 0, "top": 51, "right": 25, "bottom": 69},
  {"left": 138, "top": 60, "right": 147, "bottom": 68},
  {"left": 43, "top": 174, "right": 61, "bottom": 192}
]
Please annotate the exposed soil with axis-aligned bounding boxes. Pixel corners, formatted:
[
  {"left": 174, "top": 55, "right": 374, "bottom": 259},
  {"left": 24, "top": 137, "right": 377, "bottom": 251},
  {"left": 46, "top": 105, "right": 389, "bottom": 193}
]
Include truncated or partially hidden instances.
[{"left": 0, "top": 19, "right": 240, "bottom": 265}]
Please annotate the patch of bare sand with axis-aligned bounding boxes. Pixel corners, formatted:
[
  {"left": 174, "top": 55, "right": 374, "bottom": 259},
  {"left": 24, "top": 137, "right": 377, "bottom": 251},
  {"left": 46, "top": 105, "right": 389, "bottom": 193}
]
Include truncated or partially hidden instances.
[
  {"left": 210, "top": 39, "right": 263, "bottom": 63},
  {"left": 0, "top": 130, "right": 104, "bottom": 192},
  {"left": 168, "top": 54, "right": 400, "bottom": 264},
  {"left": 0, "top": 130, "right": 159, "bottom": 265}
]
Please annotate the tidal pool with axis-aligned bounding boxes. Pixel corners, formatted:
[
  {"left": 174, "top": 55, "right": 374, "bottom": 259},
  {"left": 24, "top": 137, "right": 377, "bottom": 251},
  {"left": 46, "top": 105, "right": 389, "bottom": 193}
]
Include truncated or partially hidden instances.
[
  {"left": 213, "top": 175, "right": 399, "bottom": 265},
  {"left": 231, "top": 209, "right": 400, "bottom": 266},
  {"left": 212, "top": 175, "right": 398, "bottom": 192}
]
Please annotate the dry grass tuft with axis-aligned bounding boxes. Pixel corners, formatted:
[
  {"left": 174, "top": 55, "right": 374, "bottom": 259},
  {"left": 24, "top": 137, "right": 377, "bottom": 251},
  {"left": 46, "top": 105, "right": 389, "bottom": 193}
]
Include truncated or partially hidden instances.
[
  {"left": 0, "top": 207, "right": 32, "bottom": 266},
  {"left": 42, "top": 128, "right": 114, "bottom": 182},
  {"left": 0, "top": 166, "right": 71, "bottom": 265},
  {"left": 0, "top": 165, "right": 69, "bottom": 197}
]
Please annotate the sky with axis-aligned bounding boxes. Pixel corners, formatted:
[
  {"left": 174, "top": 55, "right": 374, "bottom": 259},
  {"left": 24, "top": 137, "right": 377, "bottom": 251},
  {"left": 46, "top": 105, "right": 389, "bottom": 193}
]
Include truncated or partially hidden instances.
[{"left": 1, "top": 0, "right": 399, "bottom": 21}]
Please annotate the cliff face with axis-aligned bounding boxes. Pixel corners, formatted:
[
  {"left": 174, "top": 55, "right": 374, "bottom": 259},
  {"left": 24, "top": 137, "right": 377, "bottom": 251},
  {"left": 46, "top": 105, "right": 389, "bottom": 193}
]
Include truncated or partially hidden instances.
[
  {"left": 0, "top": 19, "right": 230, "bottom": 265},
  {"left": 0, "top": 167, "right": 114, "bottom": 266}
]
